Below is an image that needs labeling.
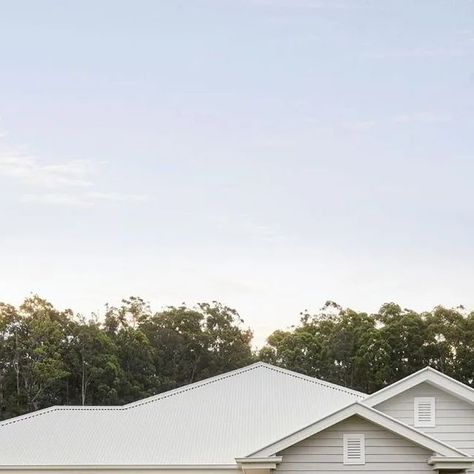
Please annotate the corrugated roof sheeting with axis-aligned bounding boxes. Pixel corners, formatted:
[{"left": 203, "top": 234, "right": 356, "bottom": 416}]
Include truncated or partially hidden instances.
[{"left": 0, "top": 363, "right": 363, "bottom": 465}]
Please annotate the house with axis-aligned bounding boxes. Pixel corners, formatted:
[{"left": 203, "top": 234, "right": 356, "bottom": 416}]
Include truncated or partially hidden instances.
[{"left": 0, "top": 363, "right": 473, "bottom": 474}]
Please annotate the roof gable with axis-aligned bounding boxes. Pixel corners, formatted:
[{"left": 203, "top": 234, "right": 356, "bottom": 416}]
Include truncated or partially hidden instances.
[
  {"left": 246, "top": 402, "right": 468, "bottom": 459},
  {"left": 364, "top": 367, "right": 474, "bottom": 407}
]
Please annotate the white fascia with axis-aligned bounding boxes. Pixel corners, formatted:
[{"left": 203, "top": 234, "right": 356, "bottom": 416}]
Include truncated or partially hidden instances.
[{"left": 364, "top": 367, "right": 474, "bottom": 407}]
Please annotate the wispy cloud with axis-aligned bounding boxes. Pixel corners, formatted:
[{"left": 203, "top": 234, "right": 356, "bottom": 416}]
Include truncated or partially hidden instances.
[
  {"left": 0, "top": 135, "right": 151, "bottom": 207},
  {"left": 21, "top": 192, "right": 93, "bottom": 208},
  {"left": 0, "top": 153, "right": 96, "bottom": 187},
  {"left": 248, "top": 0, "right": 372, "bottom": 10},
  {"left": 88, "top": 191, "right": 150, "bottom": 203},
  {"left": 344, "top": 120, "right": 377, "bottom": 132},
  {"left": 308, "top": 111, "right": 449, "bottom": 135},
  {"left": 362, "top": 47, "right": 470, "bottom": 60},
  {"left": 391, "top": 112, "right": 452, "bottom": 125},
  {"left": 22, "top": 191, "right": 151, "bottom": 208}
]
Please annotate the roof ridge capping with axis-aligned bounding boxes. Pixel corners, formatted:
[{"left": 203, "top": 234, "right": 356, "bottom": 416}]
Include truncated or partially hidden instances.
[
  {"left": 0, "top": 405, "right": 126, "bottom": 429},
  {"left": 124, "top": 362, "right": 268, "bottom": 408},
  {"left": 256, "top": 362, "right": 365, "bottom": 397},
  {"left": 364, "top": 366, "right": 474, "bottom": 407}
]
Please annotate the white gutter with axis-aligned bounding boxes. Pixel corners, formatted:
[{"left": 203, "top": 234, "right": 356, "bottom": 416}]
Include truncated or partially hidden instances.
[{"left": 0, "top": 466, "right": 239, "bottom": 471}]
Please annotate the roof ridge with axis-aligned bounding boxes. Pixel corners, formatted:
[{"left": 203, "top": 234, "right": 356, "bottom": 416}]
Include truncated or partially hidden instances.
[
  {"left": 123, "top": 362, "right": 266, "bottom": 409},
  {"left": 126, "top": 362, "right": 364, "bottom": 409},
  {"left": 0, "top": 405, "right": 126, "bottom": 428},
  {"left": 0, "top": 406, "right": 63, "bottom": 428},
  {"left": 257, "top": 363, "right": 366, "bottom": 397}
]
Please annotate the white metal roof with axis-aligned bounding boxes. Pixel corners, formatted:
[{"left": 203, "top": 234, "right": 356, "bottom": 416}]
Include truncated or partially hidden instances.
[{"left": 0, "top": 362, "right": 363, "bottom": 466}]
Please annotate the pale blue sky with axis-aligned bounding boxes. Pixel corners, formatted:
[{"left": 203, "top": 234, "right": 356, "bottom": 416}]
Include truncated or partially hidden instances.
[{"left": 1, "top": 0, "right": 473, "bottom": 345}]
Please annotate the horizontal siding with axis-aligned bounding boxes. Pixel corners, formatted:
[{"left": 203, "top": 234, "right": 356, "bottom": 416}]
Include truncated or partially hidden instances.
[
  {"left": 280, "top": 463, "right": 429, "bottom": 471},
  {"left": 277, "top": 416, "right": 433, "bottom": 474},
  {"left": 282, "top": 454, "right": 431, "bottom": 462},
  {"left": 375, "top": 382, "right": 474, "bottom": 455},
  {"left": 292, "top": 437, "right": 425, "bottom": 448},
  {"left": 283, "top": 446, "right": 428, "bottom": 455}
]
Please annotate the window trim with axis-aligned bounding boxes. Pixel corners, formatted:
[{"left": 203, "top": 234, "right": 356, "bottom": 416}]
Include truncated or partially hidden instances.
[
  {"left": 414, "top": 396, "right": 436, "bottom": 427},
  {"left": 343, "top": 433, "right": 365, "bottom": 465}
]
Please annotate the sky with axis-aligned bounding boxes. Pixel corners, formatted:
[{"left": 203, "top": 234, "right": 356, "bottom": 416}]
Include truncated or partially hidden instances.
[{"left": 0, "top": 0, "right": 473, "bottom": 346}]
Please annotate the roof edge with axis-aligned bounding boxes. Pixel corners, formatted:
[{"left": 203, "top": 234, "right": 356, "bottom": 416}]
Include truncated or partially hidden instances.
[
  {"left": 0, "top": 405, "right": 124, "bottom": 429},
  {"left": 124, "top": 362, "right": 266, "bottom": 408},
  {"left": 255, "top": 363, "right": 366, "bottom": 397},
  {"left": 364, "top": 366, "right": 474, "bottom": 407}
]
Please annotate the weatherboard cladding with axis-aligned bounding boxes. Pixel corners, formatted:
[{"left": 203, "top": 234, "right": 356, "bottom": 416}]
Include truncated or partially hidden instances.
[
  {"left": 375, "top": 382, "right": 474, "bottom": 455},
  {"left": 0, "top": 363, "right": 362, "bottom": 465},
  {"left": 276, "top": 416, "right": 434, "bottom": 474}
]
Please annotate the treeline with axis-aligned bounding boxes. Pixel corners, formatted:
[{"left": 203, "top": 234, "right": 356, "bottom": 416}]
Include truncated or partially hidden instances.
[
  {"left": 0, "top": 296, "right": 253, "bottom": 420},
  {"left": 0, "top": 296, "right": 473, "bottom": 420},
  {"left": 260, "top": 301, "right": 474, "bottom": 393}
]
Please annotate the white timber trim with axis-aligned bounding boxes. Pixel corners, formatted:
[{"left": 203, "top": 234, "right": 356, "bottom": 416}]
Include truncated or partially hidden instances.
[{"left": 364, "top": 367, "right": 474, "bottom": 407}]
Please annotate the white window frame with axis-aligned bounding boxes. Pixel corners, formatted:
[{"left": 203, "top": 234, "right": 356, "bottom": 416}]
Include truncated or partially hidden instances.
[
  {"left": 343, "top": 433, "right": 365, "bottom": 465},
  {"left": 414, "top": 397, "right": 436, "bottom": 427}
]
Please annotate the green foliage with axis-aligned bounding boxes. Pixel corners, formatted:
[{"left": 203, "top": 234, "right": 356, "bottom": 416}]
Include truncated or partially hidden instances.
[
  {"left": 0, "top": 295, "right": 472, "bottom": 421},
  {"left": 0, "top": 296, "right": 253, "bottom": 420},
  {"left": 259, "top": 301, "right": 474, "bottom": 392}
]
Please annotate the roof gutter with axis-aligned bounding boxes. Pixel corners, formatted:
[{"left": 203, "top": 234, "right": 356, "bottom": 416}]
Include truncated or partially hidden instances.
[{"left": 0, "top": 466, "right": 239, "bottom": 471}]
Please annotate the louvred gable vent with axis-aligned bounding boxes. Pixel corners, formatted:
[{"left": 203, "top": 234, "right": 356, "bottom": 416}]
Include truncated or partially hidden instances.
[
  {"left": 414, "top": 397, "right": 435, "bottom": 427},
  {"left": 343, "top": 434, "right": 365, "bottom": 465}
]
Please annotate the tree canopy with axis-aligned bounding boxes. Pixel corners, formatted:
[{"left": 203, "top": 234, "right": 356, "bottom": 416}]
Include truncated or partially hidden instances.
[
  {"left": 259, "top": 301, "right": 474, "bottom": 393},
  {"left": 0, "top": 296, "right": 472, "bottom": 420},
  {"left": 0, "top": 296, "right": 253, "bottom": 419}
]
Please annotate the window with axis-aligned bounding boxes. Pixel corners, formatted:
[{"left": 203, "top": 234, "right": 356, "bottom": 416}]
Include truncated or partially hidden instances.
[
  {"left": 414, "top": 397, "right": 436, "bottom": 427},
  {"left": 343, "top": 434, "right": 365, "bottom": 465}
]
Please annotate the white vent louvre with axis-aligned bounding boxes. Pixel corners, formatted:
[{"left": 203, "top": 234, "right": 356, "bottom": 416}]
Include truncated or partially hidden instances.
[
  {"left": 414, "top": 397, "right": 436, "bottom": 427},
  {"left": 343, "top": 434, "right": 365, "bottom": 465}
]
